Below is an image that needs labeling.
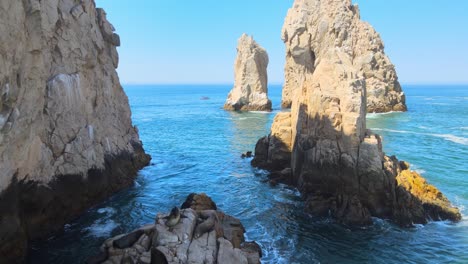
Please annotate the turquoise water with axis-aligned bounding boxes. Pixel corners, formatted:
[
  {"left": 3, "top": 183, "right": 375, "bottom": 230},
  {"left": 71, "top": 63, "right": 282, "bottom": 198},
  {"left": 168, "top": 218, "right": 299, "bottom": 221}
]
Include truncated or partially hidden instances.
[{"left": 29, "top": 85, "right": 468, "bottom": 263}]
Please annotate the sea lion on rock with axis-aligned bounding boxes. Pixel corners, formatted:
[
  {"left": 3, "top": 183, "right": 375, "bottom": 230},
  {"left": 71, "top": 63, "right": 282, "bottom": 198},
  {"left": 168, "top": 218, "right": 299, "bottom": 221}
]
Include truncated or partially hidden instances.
[
  {"left": 164, "top": 206, "right": 181, "bottom": 228},
  {"left": 194, "top": 210, "right": 218, "bottom": 239}
]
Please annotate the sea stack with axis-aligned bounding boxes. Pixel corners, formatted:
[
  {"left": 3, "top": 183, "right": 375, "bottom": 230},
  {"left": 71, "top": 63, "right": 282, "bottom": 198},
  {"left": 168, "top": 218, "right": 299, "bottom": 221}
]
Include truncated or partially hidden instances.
[
  {"left": 280, "top": 0, "right": 407, "bottom": 113},
  {"left": 252, "top": 0, "right": 460, "bottom": 226},
  {"left": 0, "top": 0, "right": 150, "bottom": 261},
  {"left": 224, "top": 34, "right": 272, "bottom": 111}
]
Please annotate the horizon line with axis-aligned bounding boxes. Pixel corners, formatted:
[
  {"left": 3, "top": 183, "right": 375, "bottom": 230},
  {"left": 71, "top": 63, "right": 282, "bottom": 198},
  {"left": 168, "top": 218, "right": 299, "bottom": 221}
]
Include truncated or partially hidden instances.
[{"left": 121, "top": 82, "right": 468, "bottom": 86}]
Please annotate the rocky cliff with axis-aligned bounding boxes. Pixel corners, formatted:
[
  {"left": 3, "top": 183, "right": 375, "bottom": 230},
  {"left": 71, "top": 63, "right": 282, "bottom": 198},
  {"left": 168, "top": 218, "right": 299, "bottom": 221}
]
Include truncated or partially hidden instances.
[
  {"left": 280, "top": 0, "right": 407, "bottom": 113},
  {"left": 253, "top": 0, "right": 459, "bottom": 226},
  {"left": 0, "top": 0, "right": 150, "bottom": 261},
  {"left": 224, "top": 34, "right": 272, "bottom": 111}
]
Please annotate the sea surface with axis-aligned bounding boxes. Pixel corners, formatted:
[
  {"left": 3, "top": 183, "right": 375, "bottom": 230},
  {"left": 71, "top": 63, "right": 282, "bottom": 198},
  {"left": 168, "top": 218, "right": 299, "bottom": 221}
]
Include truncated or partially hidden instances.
[{"left": 29, "top": 85, "right": 468, "bottom": 263}]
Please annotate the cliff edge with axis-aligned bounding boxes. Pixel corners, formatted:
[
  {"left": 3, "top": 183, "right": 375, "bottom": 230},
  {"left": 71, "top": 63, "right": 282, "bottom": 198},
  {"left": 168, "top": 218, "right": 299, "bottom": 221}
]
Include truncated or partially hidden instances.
[
  {"left": 0, "top": 0, "right": 150, "bottom": 261},
  {"left": 281, "top": 0, "right": 407, "bottom": 113}
]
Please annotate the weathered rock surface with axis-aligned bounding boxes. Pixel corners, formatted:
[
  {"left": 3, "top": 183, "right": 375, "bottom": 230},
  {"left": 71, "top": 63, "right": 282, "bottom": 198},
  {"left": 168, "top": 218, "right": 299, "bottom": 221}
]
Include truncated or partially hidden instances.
[
  {"left": 280, "top": 0, "right": 407, "bottom": 113},
  {"left": 0, "top": 0, "right": 150, "bottom": 261},
  {"left": 252, "top": 0, "right": 459, "bottom": 227},
  {"left": 90, "top": 194, "right": 261, "bottom": 264},
  {"left": 224, "top": 34, "right": 272, "bottom": 111}
]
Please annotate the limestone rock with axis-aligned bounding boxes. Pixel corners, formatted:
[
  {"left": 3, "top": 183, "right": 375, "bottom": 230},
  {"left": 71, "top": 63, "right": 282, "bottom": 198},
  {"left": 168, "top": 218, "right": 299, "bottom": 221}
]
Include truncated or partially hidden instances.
[
  {"left": 280, "top": 0, "right": 406, "bottom": 112},
  {"left": 92, "top": 194, "right": 262, "bottom": 264},
  {"left": 252, "top": 0, "right": 459, "bottom": 227},
  {"left": 0, "top": 0, "right": 150, "bottom": 261},
  {"left": 224, "top": 34, "right": 272, "bottom": 111}
]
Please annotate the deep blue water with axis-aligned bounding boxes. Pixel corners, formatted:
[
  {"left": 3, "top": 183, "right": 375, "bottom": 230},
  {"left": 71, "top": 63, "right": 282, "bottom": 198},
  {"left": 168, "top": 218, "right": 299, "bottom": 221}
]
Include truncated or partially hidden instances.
[{"left": 29, "top": 85, "right": 468, "bottom": 263}]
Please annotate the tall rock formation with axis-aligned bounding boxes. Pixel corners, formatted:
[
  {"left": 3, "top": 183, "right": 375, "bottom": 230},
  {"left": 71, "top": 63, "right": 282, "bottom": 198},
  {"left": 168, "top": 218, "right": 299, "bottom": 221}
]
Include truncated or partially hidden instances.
[
  {"left": 252, "top": 0, "right": 459, "bottom": 226},
  {"left": 0, "top": 0, "right": 150, "bottom": 261},
  {"left": 280, "top": 0, "right": 407, "bottom": 113},
  {"left": 224, "top": 34, "right": 272, "bottom": 111}
]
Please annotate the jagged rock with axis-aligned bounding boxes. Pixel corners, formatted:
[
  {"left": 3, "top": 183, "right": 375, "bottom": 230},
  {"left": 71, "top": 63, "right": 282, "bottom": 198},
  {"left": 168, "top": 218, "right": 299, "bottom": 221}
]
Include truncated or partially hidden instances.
[
  {"left": 280, "top": 0, "right": 406, "bottom": 113},
  {"left": 224, "top": 34, "right": 272, "bottom": 111},
  {"left": 95, "top": 194, "right": 261, "bottom": 264},
  {"left": 181, "top": 193, "right": 217, "bottom": 211},
  {"left": 252, "top": 0, "right": 459, "bottom": 227},
  {"left": 0, "top": 0, "right": 150, "bottom": 261}
]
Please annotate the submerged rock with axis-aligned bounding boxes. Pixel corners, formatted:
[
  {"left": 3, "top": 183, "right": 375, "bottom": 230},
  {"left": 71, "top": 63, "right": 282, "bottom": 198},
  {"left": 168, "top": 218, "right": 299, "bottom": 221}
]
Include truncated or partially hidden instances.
[
  {"left": 252, "top": 0, "right": 459, "bottom": 227},
  {"left": 224, "top": 34, "right": 272, "bottom": 111},
  {"left": 0, "top": 0, "right": 150, "bottom": 261},
  {"left": 90, "top": 194, "right": 262, "bottom": 264},
  {"left": 280, "top": 0, "right": 406, "bottom": 112}
]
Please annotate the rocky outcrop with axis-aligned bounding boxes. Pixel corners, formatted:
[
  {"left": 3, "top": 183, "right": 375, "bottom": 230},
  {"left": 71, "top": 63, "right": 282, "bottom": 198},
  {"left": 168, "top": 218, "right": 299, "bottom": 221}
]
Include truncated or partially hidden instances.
[
  {"left": 224, "top": 34, "right": 272, "bottom": 111},
  {"left": 0, "top": 0, "right": 150, "bottom": 261},
  {"left": 89, "top": 194, "right": 262, "bottom": 264},
  {"left": 252, "top": 0, "right": 459, "bottom": 227},
  {"left": 280, "top": 0, "right": 407, "bottom": 112}
]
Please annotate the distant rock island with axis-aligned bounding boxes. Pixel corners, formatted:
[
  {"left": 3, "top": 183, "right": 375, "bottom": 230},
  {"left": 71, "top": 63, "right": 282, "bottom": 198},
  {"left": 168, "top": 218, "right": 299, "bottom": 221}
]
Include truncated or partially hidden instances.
[
  {"left": 252, "top": 0, "right": 460, "bottom": 226},
  {"left": 0, "top": 0, "right": 150, "bottom": 261},
  {"left": 224, "top": 34, "right": 272, "bottom": 111},
  {"left": 281, "top": 0, "right": 407, "bottom": 113}
]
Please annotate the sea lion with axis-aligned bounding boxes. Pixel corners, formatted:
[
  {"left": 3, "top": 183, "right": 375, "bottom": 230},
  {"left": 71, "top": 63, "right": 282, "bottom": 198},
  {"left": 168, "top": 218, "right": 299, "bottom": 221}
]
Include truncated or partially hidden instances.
[
  {"left": 164, "top": 206, "right": 181, "bottom": 228},
  {"left": 193, "top": 210, "right": 218, "bottom": 239}
]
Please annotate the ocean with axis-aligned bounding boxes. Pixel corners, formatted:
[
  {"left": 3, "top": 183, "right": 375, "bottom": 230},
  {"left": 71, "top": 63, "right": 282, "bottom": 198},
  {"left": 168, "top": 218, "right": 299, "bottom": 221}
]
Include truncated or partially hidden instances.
[{"left": 28, "top": 85, "right": 468, "bottom": 263}]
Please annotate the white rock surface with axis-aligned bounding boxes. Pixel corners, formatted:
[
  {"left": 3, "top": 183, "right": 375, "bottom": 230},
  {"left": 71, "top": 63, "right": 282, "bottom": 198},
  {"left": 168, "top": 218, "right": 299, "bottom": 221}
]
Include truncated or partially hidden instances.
[
  {"left": 280, "top": 0, "right": 407, "bottom": 112},
  {"left": 224, "top": 34, "right": 272, "bottom": 111}
]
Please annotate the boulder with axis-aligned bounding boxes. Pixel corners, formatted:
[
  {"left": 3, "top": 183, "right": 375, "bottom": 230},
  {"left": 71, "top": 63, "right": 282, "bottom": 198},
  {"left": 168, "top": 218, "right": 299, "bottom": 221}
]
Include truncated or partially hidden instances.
[{"left": 224, "top": 34, "right": 272, "bottom": 111}]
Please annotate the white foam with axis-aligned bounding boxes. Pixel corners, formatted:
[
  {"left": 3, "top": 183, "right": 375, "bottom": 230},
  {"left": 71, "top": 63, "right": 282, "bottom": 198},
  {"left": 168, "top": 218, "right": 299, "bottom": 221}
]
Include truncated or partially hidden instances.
[
  {"left": 370, "top": 128, "right": 468, "bottom": 145},
  {"left": 84, "top": 220, "right": 119, "bottom": 237},
  {"left": 97, "top": 207, "right": 116, "bottom": 215}
]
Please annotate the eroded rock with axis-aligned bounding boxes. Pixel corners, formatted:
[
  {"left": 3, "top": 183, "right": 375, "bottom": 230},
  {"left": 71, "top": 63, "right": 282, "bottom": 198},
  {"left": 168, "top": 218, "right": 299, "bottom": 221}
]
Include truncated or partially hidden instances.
[
  {"left": 252, "top": 0, "right": 459, "bottom": 227},
  {"left": 280, "top": 0, "right": 406, "bottom": 113},
  {"left": 224, "top": 34, "right": 272, "bottom": 111},
  {"left": 93, "top": 194, "right": 262, "bottom": 264},
  {"left": 0, "top": 0, "right": 150, "bottom": 261}
]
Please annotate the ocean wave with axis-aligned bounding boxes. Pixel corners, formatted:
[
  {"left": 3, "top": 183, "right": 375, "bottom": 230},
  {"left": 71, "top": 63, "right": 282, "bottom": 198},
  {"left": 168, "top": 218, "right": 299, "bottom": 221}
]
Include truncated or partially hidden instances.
[
  {"left": 97, "top": 207, "right": 116, "bottom": 215},
  {"left": 367, "top": 111, "right": 404, "bottom": 119},
  {"left": 249, "top": 111, "right": 275, "bottom": 114},
  {"left": 83, "top": 220, "right": 119, "bottom": 238},
  {"left": 370, "top": 128, "right": 468, "bottom": 145}
]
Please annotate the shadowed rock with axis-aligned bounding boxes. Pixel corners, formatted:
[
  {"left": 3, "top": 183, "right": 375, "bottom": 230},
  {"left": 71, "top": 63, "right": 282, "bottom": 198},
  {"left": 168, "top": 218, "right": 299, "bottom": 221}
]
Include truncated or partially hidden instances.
[
  {"left": 252, "top": 0, "right": 459, "bottom": 227},
  {"left": 0, "top": 0, "right": 150, "bottom": 261}
]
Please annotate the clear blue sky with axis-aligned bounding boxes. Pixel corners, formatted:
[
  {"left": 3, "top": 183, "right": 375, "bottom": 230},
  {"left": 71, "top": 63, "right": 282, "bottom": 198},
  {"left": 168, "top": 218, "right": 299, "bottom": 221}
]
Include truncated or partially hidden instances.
[{"left": 95, "top": 0, "right": 468, "bottom": 85}]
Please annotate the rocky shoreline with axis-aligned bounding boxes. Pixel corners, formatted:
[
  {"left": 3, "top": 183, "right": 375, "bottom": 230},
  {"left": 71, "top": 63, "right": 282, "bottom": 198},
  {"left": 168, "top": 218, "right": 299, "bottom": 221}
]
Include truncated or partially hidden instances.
[{"left": 87, "top": 193, "right": 262, "bottom": 264}]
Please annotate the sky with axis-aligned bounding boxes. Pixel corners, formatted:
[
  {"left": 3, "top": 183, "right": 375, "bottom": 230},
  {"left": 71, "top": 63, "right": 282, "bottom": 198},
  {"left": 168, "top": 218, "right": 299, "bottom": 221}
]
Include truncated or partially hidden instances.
[{"left": 95, "top": 0, "right": 468, "bottom": 85}]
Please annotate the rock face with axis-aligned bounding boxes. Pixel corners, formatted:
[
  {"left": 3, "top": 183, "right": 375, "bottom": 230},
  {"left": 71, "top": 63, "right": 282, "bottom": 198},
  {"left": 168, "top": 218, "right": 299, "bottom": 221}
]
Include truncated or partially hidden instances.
[
  {"left": 280, "top": 0, "right": 407, "bottom": 113},
  {"left": 89, "top": 194, "right": 262, "bottom": 264},
  {"left": 252, "top": 0, "right": 459, "bottom": 227},
  {"left": 224, "top": 34, "right": 272, "bottom": 111},
  {"left": 0, "top": 0, "right": 150, "bottom": 261}
]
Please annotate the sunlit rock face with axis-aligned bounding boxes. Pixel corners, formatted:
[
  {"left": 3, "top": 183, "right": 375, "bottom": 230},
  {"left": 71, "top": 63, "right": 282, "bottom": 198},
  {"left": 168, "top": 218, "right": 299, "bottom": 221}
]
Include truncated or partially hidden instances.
[
  {"left": 253, "top": 0, "right": 459, "bottom": 226},
  {"left": 281, "top": 0, "right": 407, "bottom": 113},
  {"left": 224, "top": 34, "right": 272, "bottom": 111},
  {"left": 0, "top": 0, "right": 150, "bottom": 260}
]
